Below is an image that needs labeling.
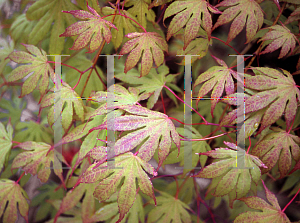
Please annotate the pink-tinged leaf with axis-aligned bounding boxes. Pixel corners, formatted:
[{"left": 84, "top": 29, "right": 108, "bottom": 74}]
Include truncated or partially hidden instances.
[
  {"left": 8, "top": 44, "right": 54, "bottom": 97},
  {"left": 213, "top": 0, "right": 264, "bottom": 44},
  {"left": 259, "top": 25, "right": 298, "bottom": 59},
  {"left": 0, "top": 179, "right": 29, "bottom": 223},
  {"left": 80, "top": 152, "right": 156, "bottom": 223},
  {"left": 163, "top": 0, "right": 221, "bottom": 49},
  {"left": 60, "top": 6, "right": 117, "bottom": 53},
  {"left": 119, "top": 32, "right": 167, "bottom": 76},
  {"left": 285, "top": 7, "right": 300, "bottom": 24},
  {"left": 251, "top": 127, "right": 300, "bottom": 178}
]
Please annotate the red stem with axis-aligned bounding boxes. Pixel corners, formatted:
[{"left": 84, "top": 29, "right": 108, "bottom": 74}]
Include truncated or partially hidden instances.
[
  {"left": 169, "top": 117, "right": 235, "bottom": 128},
  {"left": 16, "top": 172, "right": 25, "bottom": 184},
  {"left": 288, "top": 115, "right": 296, "bottom": 134},
  {"left": 180, "top": 130, "right": 236, "bottom": 141},
  {"left": 282, "top": 186, "right": 300, "bottom": 212},
  {"left": 163, "top": 85, "right": 207, "bottom": 124},
  {"left": 246, "top": 136, "right": 251, "bottom": 154},
  {"left": 211, "top": 36, "right": 241, "bottom": 55},
  {"left": 161, "top": 91, "right": 166, "bottom": 114},
  {"left": 47, "top": 61, "right": 83, "bottom": 74},
  {"left": 12, "top": 141, "right": 20, "bottom": 144}
]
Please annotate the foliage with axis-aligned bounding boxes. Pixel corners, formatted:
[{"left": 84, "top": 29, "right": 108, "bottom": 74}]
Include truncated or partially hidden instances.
[{"left": 0, "top": 0, "right": 300, "bottom": 222}]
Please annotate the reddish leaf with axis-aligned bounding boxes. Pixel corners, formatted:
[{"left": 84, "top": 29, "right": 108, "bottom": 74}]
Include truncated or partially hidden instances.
[
  {"left": 60, "top": 5, "right": 117, "bottom": 53},
  {"left": 119, "top": 32, "right": 168, "bottom": 76},
  {"left": 213, "top": 0, "right": 264, "bottom": 44},
  {"left": 285, "top": 7, "right": 300, "bottom": 24}
]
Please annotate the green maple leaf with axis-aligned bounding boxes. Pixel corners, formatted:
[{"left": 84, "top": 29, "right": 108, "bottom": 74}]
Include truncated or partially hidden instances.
[
  {"left": 0, "top": 37, "right": 14, "bottom": 74},
  {"left": 194, "top": 57, "right": 236, "bottom": 116},
  {"left": 213, "top": 0, "right": 264, "bottom": 44},
  {"left": 0, "top": 95, "right": 26, "bottom": 125},
  {"left": 119, "top": 32, "right": 168, "bottom": 77},
  {"left": 245, "top": 67, "right": 300, "bottom": 134},
  {"left": 147, "top": 190, "right": 192, "bottom": 223},
  {"left": 60, "top": 4, "right": 117, "bottom": 53},
  {"left": 92, "top": 104, "right": 180, "bottom": 166},
  {"left": 251, "top": 127, "right": 300, "bottom": 178},
  {"left": 0, "top": 179, "right": 29, "bottom": 223},
  {"left": 11, "top": 141, "right": 66, "bottom": 183},
  {"left": 10, "top": 14, "right": 37, "bottom": 44},
  {"left": 7, "top": 44, "right": 55, "bottom": 98},
  {"left": 124, "top": 0, "right": 155, "bottom": 30},
  {"left": 26, "top": 0, "right": 78, "bottom": 54},
  {"left": 234, "top": 181, "right": 291, "bottom": 223},
  {"left": 163, "top": 0, "right": 221, "bottom": 49},
  {"left": 102, "top": 6, "right": 137, "bottom": 50},
  {"left": 193, "top": 142, "right": 267, "bottom": 206},
  {"left": 80, "top": 152, "right": 157, "bottom": 223},
  {"left": 0, "top": 121, "right": 13, "bottom": 171},
  {"left": 41, "top": 82, "right": 85, "bottom": 132},
  {"left": 115, "top": 63, "right": 181, "bottom": 108},
  {"left": 259, "top": 25, "right": 299, "bottom": 59}
]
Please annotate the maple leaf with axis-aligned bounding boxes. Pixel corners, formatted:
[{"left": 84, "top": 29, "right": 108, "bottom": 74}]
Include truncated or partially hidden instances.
[
  {"left": 0, "top": 179, "right": 29, "bottom": 223},
  {"left": 0, "top": 121, "right": 13, "bottom": 171},
  {"left": 119, "top": 32, "right": 168, "bottom": 77},
  {"left": 41, "top": 82, "right": 85, "bottom": 132},
  {"left": 251, "top": 127, "right": 300, "bottom": 178},
  {"left": 0, "top": 36, "right": 14, "bottom": 74},
  {"left": 193, "top": 142, "right": 267, "bottom": 206},
  {"left": 26, "top": 0, "right": 78, "bottom": 54},
  {"left": 80, "top": 152, "right": 157, "bottom": 223},
  {"left": 7, "top": 44, "right": 55, "bottom": 98},
  {"left": 285, "top": 7, "right": 300, "bottom": 24},
  {"left": 10, "top": 14, "right": 37, "bottom": 44},
  {"left": 11, "top": 141, "right": 67, "bottom": 183},
  {"left": 163, "top": 0, "right": 221, "bottom": 49},
  {"left": 245, "top": 67, "right": 300, "bottom": 134},
  {"left": 213, "top": 0, "right": 264, "bottom": 44},
  {"left": 194, "top": 57, "right": 236, "bottom": 117},
  {"left": 147, "top": 190, "right": 192, "bottom": 223},
  {"left": 115, "top": 63, "right": 181, "bottom": 108},
  {"left": 60, "top": 4, "right": 117, "bottom": 53},
  {"left": 91, "top": 104, "right": 180, "bottom": 166},
  {"left": 234, "top": 181, "right": 291, "bottom": 223},
  {"left": 259, "top": 25, "right": 299, "bottom": 59},
  {"left": 124, "top": 0, "right": 155, "bottom": 29},
  {"left": 102, "top": 6, "right": 137, "bottom": 50},
  {"left": 0, "top": 95, "right": 27, "bottom": 125}
]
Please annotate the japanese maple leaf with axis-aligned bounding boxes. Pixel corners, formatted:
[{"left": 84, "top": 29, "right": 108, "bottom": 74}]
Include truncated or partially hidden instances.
[
  {"left": 163, "top": 0, "right": 221, "bottom": 49},
  {"left": 259, "top": 25, "right": 299, "bottom": 59},
  {"left": 60, "top": 4, "right": 117, "bottom": 53},
  {"left": 193, "top": 142, "right": 267, "bottom": 207},
  {"left": 251, "top": 127, "right": 300, "bottom": 178},
  {"left": 213, "top": 0, "right": 264, "bottom": 44},
  {"left": 119, "top": 32, "right": 168, "bottom": 76},
  {"left": 0, "top": 121, "right": 13, "bottom": 171},
  {"left": 147, "top": 191, "right": 192, "bottom": 223},
  {"left": 245, "top": 67, "right": 300, "bottom": 134},
  {"left": 194, "top": 57, "right": 236, "bottom": 117},
  {"left": 7, "top": 44, "right": 55, "bottom": 97},
  {"left": 234, "top": 181, "right": 291, "bottom": 223},
  {"left": 285, "top": 7, "right": 300, "bottom": 24},
  {"left": 90, "top": 104, "right": 180, "bottom": 166},
  {"left": 11, "top": 141, "right": 67, "bottom": 183},
  {"left": 0, "top": 179, "right": 29, "bottom": 223},
  {"left": 41, "top": 82, "right": 85, "bottom": 132},
  {"left": 80, "top": 152, "right": 157, "bottom": 223}
]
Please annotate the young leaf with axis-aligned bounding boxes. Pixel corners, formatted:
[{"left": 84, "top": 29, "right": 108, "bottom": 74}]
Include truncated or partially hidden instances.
[
  {"left": 60, "top": 4, "right": 117, "bottom": 53},
  {"left": 285, "top": 7, "right": 300, "bottom": 24},
  {"left": 234, "top": 181, "right": 291, "bottom": 223},
  {"left": 0, "top": 96, "right": 27, "bottom": 125},
  {"left": 251, "top": 127, "right": 300, "bottom": 178},
  {"left": 11, "top": 141, "right": 67, "bottom": 183},
  {"left": 213, "top": 0, "right": 264, "bottom": 44},
  {"left": 0, "top": 121, "right": 13, "bottom": 171},
  {"left": 92, "top": 104, "right": 180, "bottom": 166},
  {"left": 259, "top": 25, "right": 299, "bottom": 59},
  {"left": 26, "top": 0, "right": 78, "bottom": 54},
  {"left": 119, "top": 32, "right": 168, "bottom": 77},
  {"left": 41, "top": 82, "right": 85, "bottom": 132},
  {"left": 80, "top": 152, "right": 157, "bottom": 223},
  {"left": 194, "top": 57, "right": 236, "bottom": 116},
  {"left": 163, "top": 0, "right": 221, "bottom": 49},
  {"left": 8, "top": 44, "right": 55, "bottom": 97},
  {"left": 147, "top": 190, "right": 192, "bottom": 223},
  {"left": 0, "top": 179, "right": 29, "bottom": 223},
  {"left": 245, "top": 67, "right": 300, "bottom": 133},
  {"left": 193, "top": 144, "right": 267, "bottom": 206}
]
